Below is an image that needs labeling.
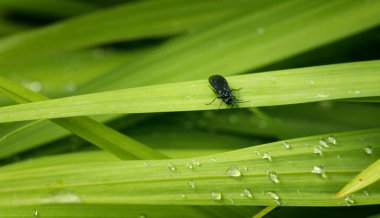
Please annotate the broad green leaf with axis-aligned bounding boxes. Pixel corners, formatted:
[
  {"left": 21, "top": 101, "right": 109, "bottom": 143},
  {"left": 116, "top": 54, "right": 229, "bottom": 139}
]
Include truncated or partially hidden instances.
[
  {"left": 0, "top": 60, "right": 378, "bottom": 123},
  {"left": 335, "top": 158, "right": 380, "bottom": 198},
  {"left": 0, "top": 76, "right": 166, "bottom": 160},
  {"left": 0, "top": 0, "right": 263, "bottom": 63},
  {"left": 0, "top": 129, "right": 379, "bottom": 206}
]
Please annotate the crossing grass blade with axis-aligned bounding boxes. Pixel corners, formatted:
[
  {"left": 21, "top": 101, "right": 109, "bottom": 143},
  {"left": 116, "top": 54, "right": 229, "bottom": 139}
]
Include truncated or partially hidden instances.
[
  {"left": 0, "top": 77, "right": 166, "bottom": 160},
  {"left": 0, "top": 129, "right": 379, "bottom": 206},
  {"left": 0, "top": 60, "right": 378, "bottom": 123}
]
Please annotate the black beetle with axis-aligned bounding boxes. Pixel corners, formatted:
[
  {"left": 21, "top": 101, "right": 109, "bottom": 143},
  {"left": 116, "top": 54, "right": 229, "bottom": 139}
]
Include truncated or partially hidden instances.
[{"left": 207, "top": 74, "right": 245, "bottom": 109}]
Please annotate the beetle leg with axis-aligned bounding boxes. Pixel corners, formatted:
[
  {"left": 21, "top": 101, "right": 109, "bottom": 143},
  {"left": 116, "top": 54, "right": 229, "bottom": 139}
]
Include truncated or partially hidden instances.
[
  {"left": 206, "top": 97, "right": 221, "bottom": 105},
  {"left": 217, "top": 101, "right": 223, "bottom": 110},
  {"left": 231, "top": 87, "right": 242, "bottom": 92}
]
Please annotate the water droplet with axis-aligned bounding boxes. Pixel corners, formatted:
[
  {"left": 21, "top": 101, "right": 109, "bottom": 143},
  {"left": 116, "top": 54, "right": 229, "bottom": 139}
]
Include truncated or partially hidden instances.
[
  {"left": 267, "top": 191, "right": 281, "bottom": 205},
  {"left": 319, "top": 139, "right": 330, "bottom": 148},
  {"left": 226, "top": 166, "right": 241, "bottom": 177},
  {"left": 186, "top": 162, "right": 194, "bottom": 170},
  {"left": 210, "top": 157, "right": 217, "bottom": 162},
  {"left": 363, "top": 189, "right": 370, "bottom": 196},
  {"left": 327, "top": 136, "right": 337, "bottom": 145},
  {"left": 32, "top": 210, "right": 39, "bottom": 217},
  {"left": 311, "top": 165, "right": 327, "bottom": 179},
  {"left": 256, "top": 27, "right": 265, "bottom": 35},
  {"left": 336, "top": 155, "right": 341, "bottom": 159},
  {"left": 242, "top": 166, "right": 248, "bottom": 171},
  {"left": 167, "top": 163, "right": 177, "bottom": 172},
  {"left": 180, "top": 193, "right": 187, "bottom": 199},
  {"left": 44, "top": 190, "right": 81, "bottom": 203},
  {"left": 354, "top": 90, "right": 361, "bottom": 94},
  {"left": 288, "top": 161, "right": 294, "bottom": 165},
  {"left": 262, "top": 152, "right": 272, "bottom": 161},
  {"left": 344, "top": 196, "right": 355, "bottom": 206},
  {"left": 364, "top": 146, "right": 373, "bottom": 155},
  {"left": 192, "top": 159, "right": 201, "bottom": 167},
  {"left": 309, "top": 80, "right": 315, "bottom": 84},
  {"left": 139, "top": 214, "right": 147, "bottom": 218},
  {"left": 188, "top": 180, "right": 196, "bottom": 189},
  {"left": 211, "top": 192, "right": 222, "bottom": 201},
  {"left": 267, "top": 171, "right": 280, "bottom": 184},
  {"left": 283, "top": 141, "right": 291, "bottom": 149},
  {"left": 254, "top": 150, "right": 261, "bottom": 156},
  {"left": 313, "top": 146, "right": 323, "bottom": 156},
  {"left": 241, "top": 188, "right": 253, "bottom": 198},
  {"left": 143, "top": 161, "right": 150, "bottom": 167}
]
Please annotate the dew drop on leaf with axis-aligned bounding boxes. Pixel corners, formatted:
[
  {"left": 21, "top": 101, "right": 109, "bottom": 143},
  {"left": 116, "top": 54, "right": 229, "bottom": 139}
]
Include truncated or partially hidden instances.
[
  {"left": 268, "top": 171, "right": 280, "bottom": 184},
  {"left": 262, "top": 152, "right": 272, "bottom": 161},
  {"left": 226, "top": 166, "right": 241, "bottom": 177},
  {"left": 188, "top": 180, "right": 196, "bottom": 190},
  {"left": 311, "top": 165, "right": 328, "bottom": 179},
  {"left": 186, "top": 162, "right": 194, "bottom": 170},
  {"left": 313, "top": 146, "right": 323, "bottom": 156},
  {"left": 319, "top": 139, "right": 330, "bottom": 148},
  {"left": 192, "top": 159, "right": 201, "bottom": 167},
  {"left": 267, "top": 191, "right": 281, "bottom": 205},
  {"left": 32, "top": 210, "right": 39, "bottom": 217},
  {"left": 211, "top": 192, "right": 222, "bottom": 201},
  {"left": 364, "top": 146, "right": 373, "bottom": 155},
  {"left": 345, "top": 196, "right": 355, "bottom": 206},
  {"left": 283, "top": 141, "right": 291, "bottom": 149},
  {"left": 241, "top": 188, "right": 253, "bottom": 198},
  {"left": 327, "top": 135, "right": 337, "bottom": 145},
  {"left": 167, "top": 163, "right": 176, "bottom": 172},
  {"left": 363, "top": 189, "right": 370, "bottom": 196}
]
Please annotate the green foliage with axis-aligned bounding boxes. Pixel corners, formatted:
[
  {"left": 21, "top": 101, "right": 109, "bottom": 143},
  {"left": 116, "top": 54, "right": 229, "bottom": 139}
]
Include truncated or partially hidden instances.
[{"left": 0, "top": 0, "right": 379, "bottom": 217}]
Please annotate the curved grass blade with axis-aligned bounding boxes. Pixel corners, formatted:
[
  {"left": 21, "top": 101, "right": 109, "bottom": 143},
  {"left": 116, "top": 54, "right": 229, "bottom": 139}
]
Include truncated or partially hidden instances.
[
  {"left": 0, "top": 77, "right": 166, "bottom": 160},
  {"left": 0, "top": 0, "right": 262, "bottom": 63},
  {"left": 0, "top": 129, "right": 379, "bottom": 206},
  {"left": 0, "top": 60, "right": 379, "bottom": 123},
  {"left": 335, "top": 158, "right": 380, "bottom": 198},
  {"left": 0, "top": 0, "right": 98, "bottom": 18},
  {"left": 80, "top": 0, "right": 380, "bottom": 92}
]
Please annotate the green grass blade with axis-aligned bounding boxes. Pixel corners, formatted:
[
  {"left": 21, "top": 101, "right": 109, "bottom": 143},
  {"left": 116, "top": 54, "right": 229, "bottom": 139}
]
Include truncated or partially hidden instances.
[
  {"left": 0, "top": 0, "right": 261, "bottom": 63},
  {"left": 252, "top": 206, "right": 277, "bottom": 218},
  {"left": 0, "top": 48, "right": 138, "bottom": 105},
  {"left": 0, "top": 77, "right": 166, "bottom": 160},
  {"left": 0, "top": 60, "right": 378, "bottom": 123},
  {"left": 1, "top": 129, "right": 379, "bottom": 206},
  {"left": 335, "top": 158, "right": 380, "bottom": 198},
  {"left": 0, "top": 0, "right": 98, "bottom": 18},
  {"left": 0, "top": 204, "right": 257, "bottom": 218},
  {"left": 81, "top": 0, "right": 380, "bottom": 92}
]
